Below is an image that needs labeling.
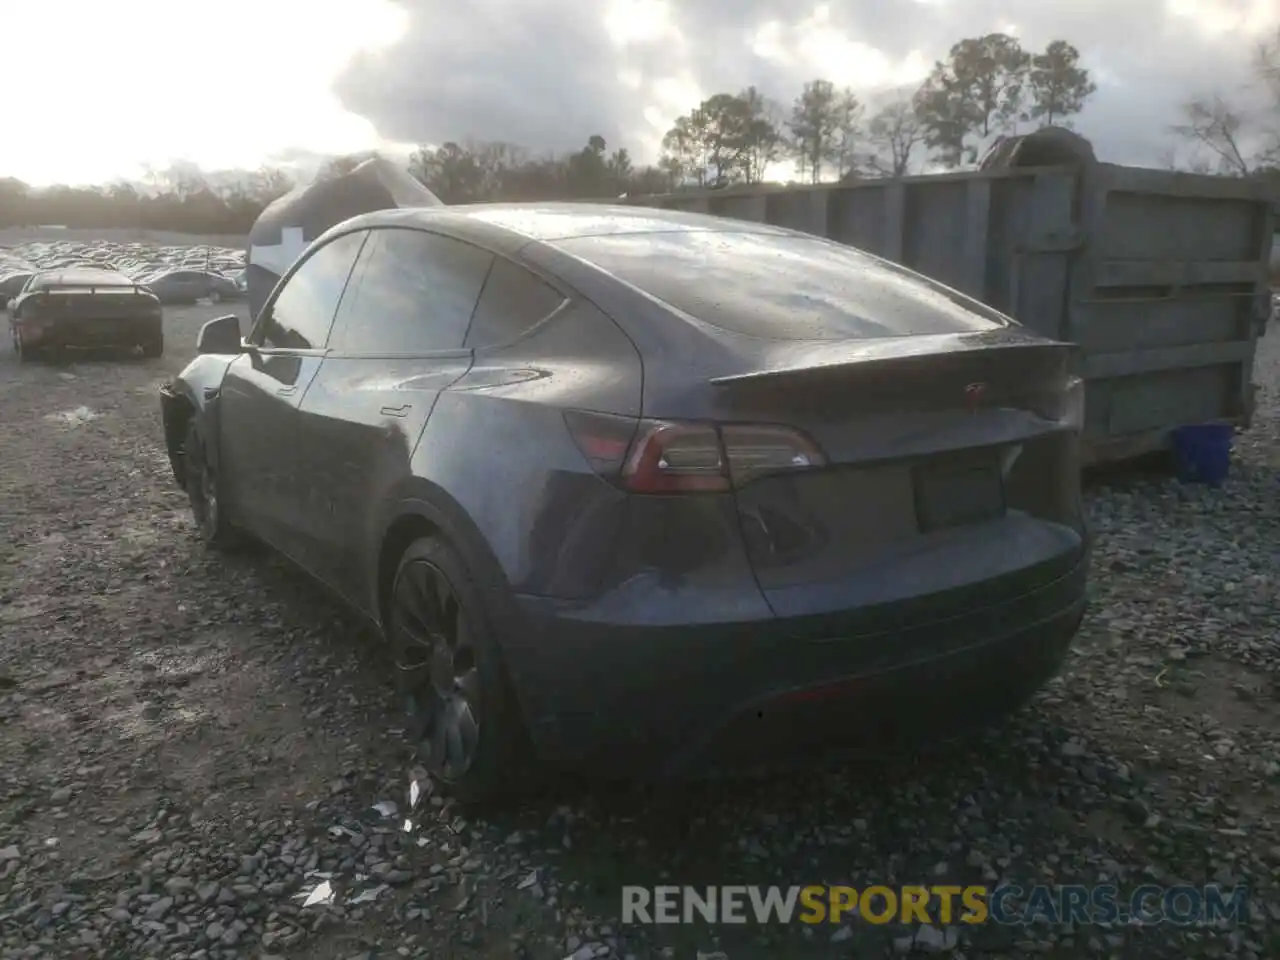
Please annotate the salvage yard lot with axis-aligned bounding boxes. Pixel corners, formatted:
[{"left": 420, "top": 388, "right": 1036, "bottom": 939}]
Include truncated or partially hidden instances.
[{"left": 1, "top": 304, "right": 1278, "bottom": 959}]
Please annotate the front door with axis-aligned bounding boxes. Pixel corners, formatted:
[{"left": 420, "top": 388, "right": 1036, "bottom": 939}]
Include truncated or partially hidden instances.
[{"left": 217, "top": 230, "right": 368, "bottom": 552}]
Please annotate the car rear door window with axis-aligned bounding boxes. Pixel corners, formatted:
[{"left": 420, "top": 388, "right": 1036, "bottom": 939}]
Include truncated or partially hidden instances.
[
  {"left": 258, "top": 230, "right": 366, "bottom": 350},
  {"left": 464, "top": 257, "right": 567, "bottom": 349},
  {"left": 331, "top": 228, "right": 494, "bottom": 355}
]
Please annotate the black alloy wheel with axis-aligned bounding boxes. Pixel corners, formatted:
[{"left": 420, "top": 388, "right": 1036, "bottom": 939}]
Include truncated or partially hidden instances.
[
  {"left": 392, "top": 557, "right": 482, "bottom": 779},
  {"left": 388, "top": 537, "right": 531, "bottom": 802},
  {"left": 183, "top": 421, "right": 236, "bottom": 547}
]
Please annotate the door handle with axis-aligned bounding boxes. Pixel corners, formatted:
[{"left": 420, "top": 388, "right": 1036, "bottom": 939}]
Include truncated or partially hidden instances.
[
  {"left": 277, "top": 386, "right": 297, "bottom": 397},
  {"left": 380, "top": 404, "right": 412, "bottom": 417}
]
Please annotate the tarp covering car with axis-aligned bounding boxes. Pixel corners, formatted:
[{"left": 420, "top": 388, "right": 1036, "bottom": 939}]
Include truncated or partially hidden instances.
[
  {"left": 977, "top": 125, "right": 1097, "bottom": 171},
  {"left": 245, "top": 156, "right": 443, "bottom": 320}
]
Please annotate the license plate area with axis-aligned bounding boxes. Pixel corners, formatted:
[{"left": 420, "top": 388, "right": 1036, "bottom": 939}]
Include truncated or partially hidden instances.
[{"left": 913, "top": 453, "right": 1005, "bottom": 531}]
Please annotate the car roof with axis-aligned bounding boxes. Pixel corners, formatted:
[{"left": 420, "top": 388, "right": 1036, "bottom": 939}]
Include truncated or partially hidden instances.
[{"left": 327, "top": 202, "right": 795, "bottom": 250}]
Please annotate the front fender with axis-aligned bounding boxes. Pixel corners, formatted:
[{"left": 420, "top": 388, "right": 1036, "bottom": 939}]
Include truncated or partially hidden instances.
[{"left": 159, "top": 354, "right": 237, "bottom": 487}]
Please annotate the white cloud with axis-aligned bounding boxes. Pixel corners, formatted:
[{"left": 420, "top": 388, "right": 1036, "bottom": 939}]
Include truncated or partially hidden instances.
[
  {"left": 1, "top": 0, "right": 407, "bottom": 185},
  {"left": 2, "top": 0, "right": 1277, "bottom": 184}
]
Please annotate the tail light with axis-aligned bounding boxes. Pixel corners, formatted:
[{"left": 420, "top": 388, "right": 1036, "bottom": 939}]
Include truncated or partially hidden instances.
[{"left": 564, "top": 410, "right": 827, "bottom": 494}]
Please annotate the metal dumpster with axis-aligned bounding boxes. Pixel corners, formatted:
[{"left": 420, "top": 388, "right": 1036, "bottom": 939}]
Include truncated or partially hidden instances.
[{"left": 627, "top": 165, "right": 1276, "bottom": 465}]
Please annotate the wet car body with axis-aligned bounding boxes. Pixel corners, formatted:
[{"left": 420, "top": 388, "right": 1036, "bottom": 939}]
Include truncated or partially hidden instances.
[
  {"left": 9, "top": 267, "right": 163, "bottom": 360},
  {"left": 160, "top": 203, "right": 1090, "bottom": 795}
]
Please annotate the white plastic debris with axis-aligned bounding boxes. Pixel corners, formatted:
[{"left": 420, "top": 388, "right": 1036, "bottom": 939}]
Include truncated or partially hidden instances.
[
  {"left": 47, "top": 407, "right": 99, "bottom": 426},
  {"left": 297, "top": 879, "right": 334, "bottom": 907},
  {"left": 372, "top": 800, "right": 398, "bottom": 818},
  {"left": 893, "top": 924, "right": 958, "bottom": 953},
  {"left": 349, "top": 884, "right": 388, "bottom": 905},
  {"left": 402, "top": 818, "right": 414, "bottom": 833},
  {"left": 409, "top": 778, "right": 422, "bottom": 810},
  {"left": 517, "top": 868, "right": 540, "bottom": 890}
]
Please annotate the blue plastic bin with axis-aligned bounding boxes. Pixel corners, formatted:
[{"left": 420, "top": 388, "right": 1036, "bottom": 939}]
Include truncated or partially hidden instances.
[{"left": 1171, "top": 423, "right": 1235, "bottom": 486}]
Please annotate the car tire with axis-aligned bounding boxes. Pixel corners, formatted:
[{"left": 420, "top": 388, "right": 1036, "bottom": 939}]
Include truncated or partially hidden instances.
[
  {"left": 183, "top": 421, "right": 238, "bottom": 549},
  {"left": 142, "top": 333, "right": 164, "bottom": 359},
  {"left": 388, "top": 536, "right": 535, "bottom": 804},
  {"left": 13, "top": 328, "right": 33, "bottom": 362}
]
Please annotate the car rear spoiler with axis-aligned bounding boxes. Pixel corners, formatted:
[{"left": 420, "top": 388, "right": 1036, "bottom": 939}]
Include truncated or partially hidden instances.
[
  {"left": 38, "top": 283, "right": 153, "bottom": 296},
  {"left": 708, "top": 333, "right": 1072, "bottom": 388}
]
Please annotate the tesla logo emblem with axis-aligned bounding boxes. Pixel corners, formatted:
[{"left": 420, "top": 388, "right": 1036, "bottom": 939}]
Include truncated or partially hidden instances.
[{"left": 964, "top": 382, "right": 987, "bottom": 412}]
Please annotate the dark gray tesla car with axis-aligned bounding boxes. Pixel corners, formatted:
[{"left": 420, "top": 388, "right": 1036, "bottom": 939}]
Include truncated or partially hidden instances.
[{"left": 159, "top": 203, "right": 1090, "bottom": 801}]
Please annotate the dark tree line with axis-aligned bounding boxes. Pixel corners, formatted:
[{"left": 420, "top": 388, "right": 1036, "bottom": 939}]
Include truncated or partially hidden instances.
[
  {"left": 0, "top": 32, "right": 1105, "bottom": 234},
  {"left": 0, "top": 168, "right": 295, "bottom": 236},
  {"left": 659, "top": 33, "right": 1098, "bottom": 185}
]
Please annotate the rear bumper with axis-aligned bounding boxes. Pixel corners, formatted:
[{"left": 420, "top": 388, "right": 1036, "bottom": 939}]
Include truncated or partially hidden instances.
[
  {"left": 16, "top": 316, "right": 160, "bottom": 347},
  {"left": 504, "top": 548, "right": 1089, "bottom": 779}
]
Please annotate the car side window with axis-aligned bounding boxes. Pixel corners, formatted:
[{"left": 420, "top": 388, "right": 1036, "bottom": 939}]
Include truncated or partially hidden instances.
[
  {"left": 465, "top": 257, "right": 567, "bottom": 349},
  {"left": 256, "top": 231, "right": 365, "bottom": 350},
  {"left": 330, "top": 228, "right": 493, "bottom": 355}
]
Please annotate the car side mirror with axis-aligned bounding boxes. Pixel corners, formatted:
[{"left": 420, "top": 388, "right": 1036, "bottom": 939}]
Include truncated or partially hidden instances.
[{"left": 196, "top": 314, "right": 243, "bottom": 354}]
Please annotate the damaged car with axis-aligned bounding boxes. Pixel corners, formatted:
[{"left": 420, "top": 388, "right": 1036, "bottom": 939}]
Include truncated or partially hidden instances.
[
  {"left": 159, "top": 203, "right": 1090, "bottom": 801},
  {"left": 9, "top": 267, "right": 163, "bottom": 361}
]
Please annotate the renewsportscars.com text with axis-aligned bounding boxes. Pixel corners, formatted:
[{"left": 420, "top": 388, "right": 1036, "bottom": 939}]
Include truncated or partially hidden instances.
[{"left": 621, "top": 884, "right": 1249, "bottom": 926}]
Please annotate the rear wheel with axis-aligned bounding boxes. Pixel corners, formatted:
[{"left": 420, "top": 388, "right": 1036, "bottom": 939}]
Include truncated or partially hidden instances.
[
  {"left": 388, "top": 536, "right": 533, "bottom": 804},
  {"left": 184, "top": 421, "right": 237, "bottom": 548}
]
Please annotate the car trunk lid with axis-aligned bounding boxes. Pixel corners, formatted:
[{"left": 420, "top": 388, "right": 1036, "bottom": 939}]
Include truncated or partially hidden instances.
[{"left": 705, "top": 331, "right": 1085, "bottom": 619}]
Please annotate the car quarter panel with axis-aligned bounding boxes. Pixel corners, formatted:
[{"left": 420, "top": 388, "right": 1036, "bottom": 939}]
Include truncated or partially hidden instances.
[
  {"left": 413, "top": 295, "right": 646, "bottom": 598},
  {"left": 414, "top": 282, "right": 778, "bottom": 741}
]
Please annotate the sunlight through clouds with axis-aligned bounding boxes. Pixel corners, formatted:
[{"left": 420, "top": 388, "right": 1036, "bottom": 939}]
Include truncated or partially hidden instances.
[
  {"left": 751, "top": 9, "right": 932, "bottom": 91},
  {"left": 604, "top": 0, "right": 681, "bottom": 47},
  {"left": 1, "top": 0, "right": 407, "bottom": 185},
  {"left": 1165, "top": 0, "right": 1279, "bottom": 36}
]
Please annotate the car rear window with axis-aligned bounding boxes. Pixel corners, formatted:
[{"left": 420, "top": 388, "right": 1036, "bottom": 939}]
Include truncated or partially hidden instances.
[{"left": 553, "top": 230, "right": 1009, "bottom": 341}]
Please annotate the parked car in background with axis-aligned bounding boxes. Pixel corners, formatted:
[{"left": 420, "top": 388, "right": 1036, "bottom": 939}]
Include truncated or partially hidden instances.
[
  {"left": 159, "top": 204, "right": 1090, "bottom": 801},
  {"left": 144, "top": 269, "right": 241, "bottom": 304},
  {"left": 9, "top": 268, "right": 163, "bottom": 361},
  {"left": 1, "top": 271, "right": 35, "bottom": 312}
]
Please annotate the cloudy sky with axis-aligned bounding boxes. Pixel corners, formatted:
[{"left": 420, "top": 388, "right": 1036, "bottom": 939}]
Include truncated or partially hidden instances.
[{"left": 2, "top": 0, "right": 1276, "bottom": 186}]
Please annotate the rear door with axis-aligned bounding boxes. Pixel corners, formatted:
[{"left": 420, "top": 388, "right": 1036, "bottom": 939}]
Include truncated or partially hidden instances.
[
  {"left": 217, "top": 230, "right": 367, "bottom": 549},
  {"left": 291, "top": 227, "right": 495, "bottom": 609}
]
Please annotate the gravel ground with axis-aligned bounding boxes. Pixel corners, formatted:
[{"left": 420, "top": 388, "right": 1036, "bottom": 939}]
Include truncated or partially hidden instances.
[{"left": 0, "top": 304, "right": 1277, "bottom": 959}]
